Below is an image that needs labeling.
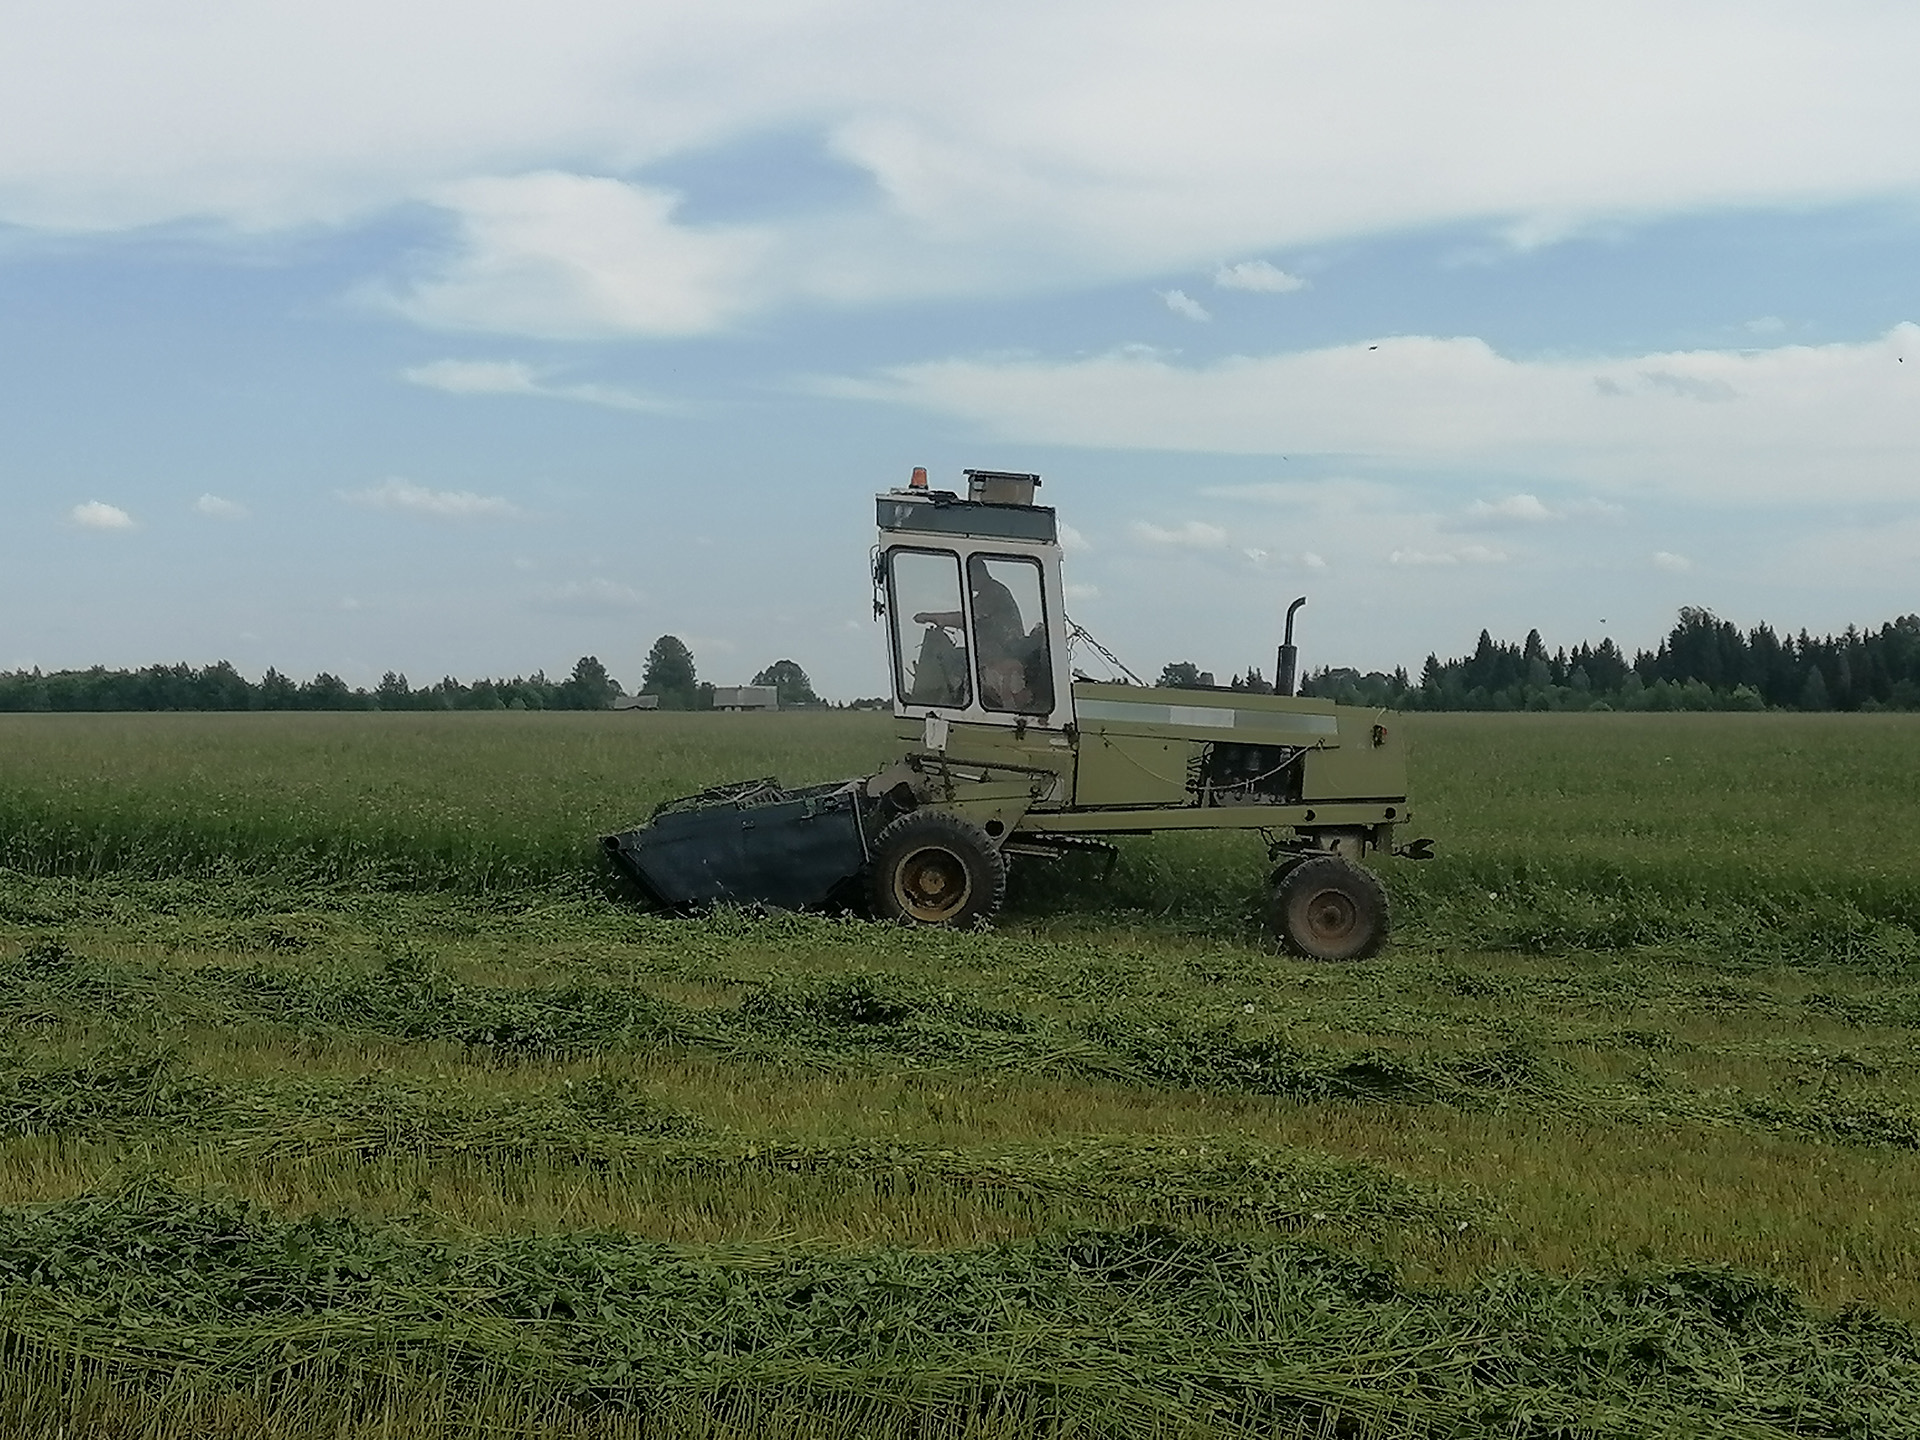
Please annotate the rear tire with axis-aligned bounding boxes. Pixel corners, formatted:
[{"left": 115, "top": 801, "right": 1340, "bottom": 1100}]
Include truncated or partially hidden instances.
[
  {"left": 1268, "top": 855, "right": 1389, "bottom": 960},
  {"left": 868, "top": 812, "right": 1007, "bottom": 929}
]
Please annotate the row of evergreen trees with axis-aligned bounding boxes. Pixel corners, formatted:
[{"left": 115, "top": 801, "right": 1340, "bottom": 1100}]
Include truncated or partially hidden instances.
[{"left": 1291, "top": 609, "right": 1920, "bottom": 713}]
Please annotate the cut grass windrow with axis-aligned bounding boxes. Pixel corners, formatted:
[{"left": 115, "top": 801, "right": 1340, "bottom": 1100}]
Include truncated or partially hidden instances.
[
  {"left": 9, "top": 942, "right": 1920, "bottom": 1155},
  {"left": 0, "top": 1051, "right": 1486, "bottom": 1243},
  {"left": 3, "top": 1180, "right": 1917, "bottom": 1440}
]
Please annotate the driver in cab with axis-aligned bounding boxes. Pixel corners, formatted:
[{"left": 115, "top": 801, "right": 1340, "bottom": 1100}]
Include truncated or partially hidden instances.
[{"left": 914, "top": 568, "right": 1032, "bottom": 710}]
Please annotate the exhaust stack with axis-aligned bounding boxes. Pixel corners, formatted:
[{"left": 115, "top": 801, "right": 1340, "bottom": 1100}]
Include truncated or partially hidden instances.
[{"left": 1276, "top": 596, "right": 1307, "bottom": 696}]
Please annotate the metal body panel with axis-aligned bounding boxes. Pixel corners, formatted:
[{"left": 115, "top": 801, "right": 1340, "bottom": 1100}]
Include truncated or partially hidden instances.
[
  {"left": 1301, "top": 744, "right": 1396, "bottom": 802},
  {"left": 1073, "top": 732, "right": 1191, "bottom": 807}
]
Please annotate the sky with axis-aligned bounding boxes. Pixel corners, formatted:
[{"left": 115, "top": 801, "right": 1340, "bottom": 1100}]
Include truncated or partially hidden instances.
[{"left": 3, "top": 0, "right": 1917, "bottom": 700}]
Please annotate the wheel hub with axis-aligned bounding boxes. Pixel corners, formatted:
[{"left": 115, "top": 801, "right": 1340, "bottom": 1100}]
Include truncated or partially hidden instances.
[
  {"left": 894, "top": 844, "right": 972, "bottom": 922},
  {"left": 1301, "top": 887, "right": 1359, "bottom": 943}
]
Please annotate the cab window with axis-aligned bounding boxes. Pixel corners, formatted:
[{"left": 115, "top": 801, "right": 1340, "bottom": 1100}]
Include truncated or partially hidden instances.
[
  {"left": 887, "top": 548, "right": 970, "bottom": 708},
  {"left": 967, "top": 554, "right": 1052, "bottom": 715}
]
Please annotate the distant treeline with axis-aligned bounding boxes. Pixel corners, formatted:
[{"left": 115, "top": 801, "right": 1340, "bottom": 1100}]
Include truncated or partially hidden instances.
[
  {"left": 0, "top": 656, "right": 628, "bottom": 713},
  {"left": 11, "top": 610, "right": 1920, "bottom": 715},
  {"left": 1289, "top": 609, "right": 1920, "bottom": 713},
  {"left": 0, "top": 639, "right": 843, "bottom": 714}
]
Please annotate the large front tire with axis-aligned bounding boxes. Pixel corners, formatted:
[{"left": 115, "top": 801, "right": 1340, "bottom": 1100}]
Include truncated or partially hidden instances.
[
  {"left": 1268, "top": 855, "right": 1390, "bottom": 960},
  {"left": 868, "top": 812, "right": 1007, "bottom": 929}
]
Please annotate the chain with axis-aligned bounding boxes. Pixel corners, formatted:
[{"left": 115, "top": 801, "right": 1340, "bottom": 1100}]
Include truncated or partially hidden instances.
[{"left": 1065, "top": 619, "right": 1146, "bottom": 687}]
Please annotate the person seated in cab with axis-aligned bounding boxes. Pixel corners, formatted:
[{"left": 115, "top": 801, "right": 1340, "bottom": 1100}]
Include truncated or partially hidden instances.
[{"left": 915, "top": 567, "right": 1042, "bottom": 711}]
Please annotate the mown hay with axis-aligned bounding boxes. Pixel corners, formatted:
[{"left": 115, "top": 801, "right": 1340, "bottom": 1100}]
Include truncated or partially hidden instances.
[{"left": 2, "top": 1183, "right": 1915, "bottom": 1439}]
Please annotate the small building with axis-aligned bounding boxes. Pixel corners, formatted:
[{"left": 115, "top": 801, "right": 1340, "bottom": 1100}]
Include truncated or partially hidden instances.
[
  {"left": 711, "top": 685, "right": 778, "bottom": 711},
  {"left": 612, "top": 693, "right": 660, "bottom": 711}
]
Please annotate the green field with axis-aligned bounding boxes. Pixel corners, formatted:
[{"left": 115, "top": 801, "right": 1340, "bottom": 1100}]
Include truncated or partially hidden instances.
[{"left": 2, "top": 711, "right": 1918, "bottom": 1437}]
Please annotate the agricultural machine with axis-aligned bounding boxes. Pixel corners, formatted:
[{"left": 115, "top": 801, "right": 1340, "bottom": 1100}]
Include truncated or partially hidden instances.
[{"left": 604, "top": 469, "right": 1428, "bottom": 958}]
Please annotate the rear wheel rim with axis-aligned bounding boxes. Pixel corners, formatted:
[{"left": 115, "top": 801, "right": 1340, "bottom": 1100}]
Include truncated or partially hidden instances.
[
  {"left": 892, "top": 844, "right": 972, "bottom": 922},
  {"left": 1297, "top": 887, "right": 1361, "bottom": 947}
]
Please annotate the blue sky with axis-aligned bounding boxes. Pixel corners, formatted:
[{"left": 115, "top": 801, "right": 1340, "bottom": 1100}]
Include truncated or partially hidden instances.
[{"left": 3, "top": 1, "right": 1918, "bottom": 699}]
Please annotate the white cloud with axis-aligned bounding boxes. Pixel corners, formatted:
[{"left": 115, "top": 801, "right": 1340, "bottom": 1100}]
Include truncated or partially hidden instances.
[
  {"left": 1195, "top": 477, "right": 1545, "bottom": 578},
  {"left": 1065, "top": 582, "right": 1101, "bottom": 601},
  {"left": 403, "top": 358, "right": 543, "bottom": 395},
  {"left": 401, "top": 357, "right": 676, "bottom": 412},
  {"left": 1467, "top": 493, "right": 1552, "bottom": 523},
  {"left": 70, "top": 500, "right": 134, "bottom": 530},
  {"left": 10, "top": 6, "right": 1920, "bottom": 331},
  {"left": 1159, "top": 288, "right": 1210, "bottom": 322},
  {"left": 1203, "top": 478, "right": 1407, "bottom": 512},
  {"left": 838, "top": 325, "right": 1920, "bottom": 504},
  {"left": 1214, "top": 260, "right": 1304, "bottom": 293},
  {"left": 1564, "top": 497, "right": 1626, "bottom": 520},
  {"left": 1132, "top": 519, "right": 1229, "bottom": 549},
  {"left": 0, "top": 4, "right": 818, "bottom": 233},
  {"left": 387, "top": 174, "right": 774, "bottom": 339},
  {"left": 1744, "top": 316, "right": 1787, "bottom": 335},
  {"left": 1460, "top": 493, "right": 1623, "bottom": 526},
  {"left": 1652, "top": 550, "right": 1692, "bottom": 573},
  {"left": 1492, "top": 211, "right": 1596, "bottom": 255},
  {"left": 529, "top": 577, "right": 646, "bottom": 613},
  {"left": 194, "top": 493, "right": 247, "bottom": 519},
  {"left": 1389, "top": 544, "right": 1509, "bottom": 566},
  {"left": 1635, "top": 370, "right": 1738, "bottom": 403},
  {"left": 1058, "top": 521, "right": 1091, "bottom": 553},
  {"left": 342, "top": 477, "right": 523, "bottom": 520}
]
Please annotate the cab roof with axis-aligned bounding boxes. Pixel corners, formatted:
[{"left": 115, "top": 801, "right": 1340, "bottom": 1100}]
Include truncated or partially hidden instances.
[{"left": 875, "top": 491, "right": 1059, "bottom": 545}]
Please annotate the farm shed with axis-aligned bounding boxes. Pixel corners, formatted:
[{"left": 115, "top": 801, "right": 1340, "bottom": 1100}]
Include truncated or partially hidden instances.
[{"left": 711, "top": 685, "right": 778, "bottom": 711}]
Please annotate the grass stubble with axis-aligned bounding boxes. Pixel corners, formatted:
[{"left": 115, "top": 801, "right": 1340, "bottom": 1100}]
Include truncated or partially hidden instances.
[{"left": 0, "top": 710, "right": 1917, "bottom": 1435}]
